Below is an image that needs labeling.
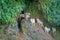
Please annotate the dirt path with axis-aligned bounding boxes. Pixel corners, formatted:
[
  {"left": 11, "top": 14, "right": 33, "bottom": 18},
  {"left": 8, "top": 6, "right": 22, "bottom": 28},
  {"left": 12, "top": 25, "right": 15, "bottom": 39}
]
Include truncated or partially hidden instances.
[{"left": 17, "top": 32, "right": 26, "bottom": 40}]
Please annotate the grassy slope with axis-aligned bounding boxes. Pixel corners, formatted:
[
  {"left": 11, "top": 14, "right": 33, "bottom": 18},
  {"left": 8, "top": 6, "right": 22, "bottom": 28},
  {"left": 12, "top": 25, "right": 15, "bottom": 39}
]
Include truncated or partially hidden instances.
[{"left": 56, "top": 29, "right": 60, "bottom": 40}]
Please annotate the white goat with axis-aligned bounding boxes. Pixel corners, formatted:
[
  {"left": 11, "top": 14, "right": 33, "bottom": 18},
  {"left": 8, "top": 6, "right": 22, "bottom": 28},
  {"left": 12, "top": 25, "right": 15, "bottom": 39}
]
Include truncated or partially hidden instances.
[
  {"left": 30, "top": 18, "right": 35, "bottom": 26},
  {"left": 26, "top": 13, "right": 30, "bottom": 20},
  {"left": 26, "top": 15, "right": 29, "bottom": 20},
  {"left": 36, "top": 18, "right": 43, "bottom": 26},
  {"left": 44, "top": 27, "right": 50, "bottom": 33},
  {"left": 52, "top": 27, "right": 56, "bottom": 33},
  {"left": 51, "top": 27, "right": 56, "bottom": 38}
]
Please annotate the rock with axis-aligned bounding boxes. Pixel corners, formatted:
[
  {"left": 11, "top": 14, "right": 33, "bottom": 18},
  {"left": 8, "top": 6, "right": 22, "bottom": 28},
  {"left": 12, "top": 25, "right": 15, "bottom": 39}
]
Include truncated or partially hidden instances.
[{"left": 0, "top": 24, "right": 19, "bottom": 40}]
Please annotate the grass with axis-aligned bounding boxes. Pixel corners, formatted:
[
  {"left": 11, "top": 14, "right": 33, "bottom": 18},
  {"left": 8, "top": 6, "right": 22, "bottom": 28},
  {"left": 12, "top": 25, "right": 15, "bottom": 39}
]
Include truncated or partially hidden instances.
[
  {"left": 56, "top": 29, "right": 60, "bottom": 40},
  {"left": 0, "top": 26, "right": 2, "bottom": 30},
  {"left": 21, "top": 20, "right": 27, "bottom": 33},
  {"left": 29, "top": 3, "right": 40, "bottom": 18}
]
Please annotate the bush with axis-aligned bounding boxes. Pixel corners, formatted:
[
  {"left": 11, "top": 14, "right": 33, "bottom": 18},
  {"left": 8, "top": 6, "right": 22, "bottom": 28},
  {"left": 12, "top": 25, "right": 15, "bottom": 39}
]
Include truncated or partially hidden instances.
[
  {"left": 0, "top": 0, "right": 25, "bottom": 25},
  {"left": 40, "top": 0, "right": 60, "bottom": 26}
]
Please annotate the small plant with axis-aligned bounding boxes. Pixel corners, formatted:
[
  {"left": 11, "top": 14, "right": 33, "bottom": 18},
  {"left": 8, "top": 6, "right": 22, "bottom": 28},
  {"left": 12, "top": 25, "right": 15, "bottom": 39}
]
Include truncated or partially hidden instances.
[{"left": 0, "top": 26, "right": 2, "bottom": 30}]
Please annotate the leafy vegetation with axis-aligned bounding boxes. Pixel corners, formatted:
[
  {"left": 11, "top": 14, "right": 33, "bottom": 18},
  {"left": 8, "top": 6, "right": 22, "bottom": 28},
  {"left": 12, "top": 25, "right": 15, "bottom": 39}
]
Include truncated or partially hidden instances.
[
  {"left": 29, "top": 3, "right": 39, "bottom": 18},
  {"left": 40, "top": 0, "right": 60, "bottom": 26},
  {"left": 0, "top": 0, "right": 25, "bottom": 25}
]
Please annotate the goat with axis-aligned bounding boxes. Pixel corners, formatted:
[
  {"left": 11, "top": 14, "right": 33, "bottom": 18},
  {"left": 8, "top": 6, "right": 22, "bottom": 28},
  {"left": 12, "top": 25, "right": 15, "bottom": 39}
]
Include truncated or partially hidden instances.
[
  {"left": 36, "top": 18, "right": 43, "bottom": 26},
  {"left": 44, "top": 27, "right": 50, "bottom": 33},
  {"left": 52, "top": 27, "right": 56, "bottom": 33},
  {"left": 30, "top": 18, "right": 35, "bottom": 26},
  {"left": 25, "top": 13, "right": 30, "bottom": 20},
  {"left": 52, "top": 27, "right": 56, "bottom": 38}
]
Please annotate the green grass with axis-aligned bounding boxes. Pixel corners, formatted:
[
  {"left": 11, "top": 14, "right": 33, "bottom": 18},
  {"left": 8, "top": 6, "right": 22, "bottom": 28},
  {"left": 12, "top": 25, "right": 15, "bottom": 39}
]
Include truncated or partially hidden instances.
[
  {"left": 56, "top": 29, "right": 60, "bottom": 40},
  {"left": 21, "top": 20, "right": 27, "bottom": 33},
  {"left": 0, "top": 26, "right": 2, "bottom": 30},
  {"left": 29, "top": 3, "right": 40, "bottom": 18}
]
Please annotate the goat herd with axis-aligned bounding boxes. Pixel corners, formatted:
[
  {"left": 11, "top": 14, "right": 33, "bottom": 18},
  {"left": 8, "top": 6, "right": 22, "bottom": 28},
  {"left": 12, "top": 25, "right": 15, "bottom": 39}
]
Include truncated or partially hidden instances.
[{"left": 20, "top": 12, "right": 56, "bottom": 38}]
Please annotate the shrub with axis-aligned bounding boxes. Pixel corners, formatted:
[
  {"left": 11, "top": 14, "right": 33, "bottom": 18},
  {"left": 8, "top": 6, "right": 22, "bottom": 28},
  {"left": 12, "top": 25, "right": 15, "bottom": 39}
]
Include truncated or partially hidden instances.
[
  {"left": 0, "top": 0, "right": 25, "bottom": 25},
  {"left": 40, "top": 0, "right": 60, "bottom": 26}
]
